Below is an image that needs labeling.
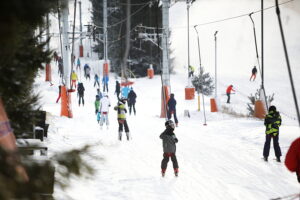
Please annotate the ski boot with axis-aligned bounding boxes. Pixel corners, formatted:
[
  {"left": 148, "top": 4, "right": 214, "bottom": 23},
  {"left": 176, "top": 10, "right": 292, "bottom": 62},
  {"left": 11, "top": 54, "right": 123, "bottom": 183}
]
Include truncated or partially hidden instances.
[
  {"left": 276, "top": 157, "right": 281, "bottom": 162},
  {"left": 263, "top": 157, "right": 268, "bottom": 162},
  {"left": 174, "top": 168, "right": 179, "bottom": 177}
]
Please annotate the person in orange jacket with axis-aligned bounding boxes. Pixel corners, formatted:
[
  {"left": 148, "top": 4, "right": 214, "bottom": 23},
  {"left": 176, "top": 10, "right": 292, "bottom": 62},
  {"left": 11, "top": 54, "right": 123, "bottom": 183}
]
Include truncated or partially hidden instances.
[
  {"left": 285, "top": 137, "right": 300, "bottom": 183},
  {"left": 226, "top": 85, "right": 235, "bottom": 103}
]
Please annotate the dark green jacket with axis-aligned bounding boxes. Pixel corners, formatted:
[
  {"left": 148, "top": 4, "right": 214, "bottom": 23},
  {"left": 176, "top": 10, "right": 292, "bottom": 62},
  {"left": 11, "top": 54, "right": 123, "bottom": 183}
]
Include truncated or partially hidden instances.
[{"left": 264, "top": 111, "right": 282, "bottom": 136}]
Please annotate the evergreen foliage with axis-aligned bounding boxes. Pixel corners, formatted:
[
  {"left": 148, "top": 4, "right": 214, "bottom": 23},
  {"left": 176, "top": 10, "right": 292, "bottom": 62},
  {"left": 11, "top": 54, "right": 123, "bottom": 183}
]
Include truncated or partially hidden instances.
[
  {"left": 247, "top": 89, "right": 274, "bottom": 116},
  {"left": 191, "top": 67, "right": 214, "bottom": 96},
  {"left": 90, "top": 0, "right": 164, "bottom": 77}
]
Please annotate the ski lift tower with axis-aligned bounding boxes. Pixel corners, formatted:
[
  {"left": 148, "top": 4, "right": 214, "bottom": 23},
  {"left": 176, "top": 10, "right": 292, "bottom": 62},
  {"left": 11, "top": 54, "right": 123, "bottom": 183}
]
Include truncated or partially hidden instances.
[{"left": 160, "top": 0, "right": 171, "bottom": 118}]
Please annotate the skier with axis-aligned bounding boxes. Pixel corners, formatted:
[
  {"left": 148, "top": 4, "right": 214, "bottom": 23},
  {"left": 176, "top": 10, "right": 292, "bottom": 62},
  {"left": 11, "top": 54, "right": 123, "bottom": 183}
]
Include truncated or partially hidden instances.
[
  {"left": 115, "top": 80, "right": 121, "bottom": 99},
  {"left": 160, "top": 120, "right": 179, "bottom": 177},
  {"left": 96, "top": 88, "right": 103, "bottom": 99},
  {"left": 95, "top": 95, "right": 100, "bottom": 115},
  {"left": 114, "top": 98, "right": 130, "bottom": 141},
  {"left": 71, "top": 70, "right": 78, "bottom": 89},
  {"left": 167, "top": 93, "right": 178, "bottom": 127},
  {"left": 127, "top": 87, "right": 137, "bottom": 115},
  {"left": 76, "top": 58, "right": 81, "bottom": 71},
  {"left": 249, "top": 66, "right": 257, "bottom": 81},
  {"left": 102, "top": 75, "right": 109, "bottom": 92},
  {"left": 226, "top": 85, "right": 235, "bottom": 104},
  {"left": 56, "top": 85, "right": 61, "bottom": 103},
  {"left": 77, "top": 82, "right": 85, "bottom": 106},
  {"left": 285, "top": 137, "right": 300, "bottom": 183},
  {"left": 121, "top": 85, "right": 130, "bottom": 99},
  {"left": 94, "top": 74, "right": 100, "bottom": 87},
  {"left": 53, "top": 51, "right": 58, "bottom": 64},
  {"left": 99, "top": 93, "right": 111, "bottom": 129},
  {"left": 83, "top": 64, "right": 91, "bottom": 80},
  {"left": 263, "top": 105, "right": 282, "bottom": 162},
  {"left": 188, "top": 65, "right": 195, "bottom": 77}
]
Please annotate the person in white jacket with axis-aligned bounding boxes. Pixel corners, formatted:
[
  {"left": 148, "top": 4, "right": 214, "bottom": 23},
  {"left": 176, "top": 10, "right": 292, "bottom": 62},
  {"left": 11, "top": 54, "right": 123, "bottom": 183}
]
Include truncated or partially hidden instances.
[{"left": 99, "top": 93, "right": 111, "bottom": 129}]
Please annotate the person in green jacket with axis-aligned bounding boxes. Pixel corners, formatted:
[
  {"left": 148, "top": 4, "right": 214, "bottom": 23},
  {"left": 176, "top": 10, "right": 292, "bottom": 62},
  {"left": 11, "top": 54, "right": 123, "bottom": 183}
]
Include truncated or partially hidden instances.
[
  {"left": 263, "top": 105, "right": 282, "bottom": 162},
  {"left": 114, "top": 98, "right": 130, "bottom": 141},
  {"left": 95, "top": 95, "right": 101, "bottom": 123}
]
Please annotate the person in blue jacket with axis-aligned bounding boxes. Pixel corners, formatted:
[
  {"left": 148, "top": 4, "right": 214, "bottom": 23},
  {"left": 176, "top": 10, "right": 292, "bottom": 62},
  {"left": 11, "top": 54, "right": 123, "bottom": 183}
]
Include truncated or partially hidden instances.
[
  {"left": 102, "top": 75, "right": 109, "bottom": 92},
  {"left": 121, "top": 86, "right": 130, "bottom": 99},
  {"left": 94, "top": 74, "right": 100, "bottom": 87},
  {"left": 167, "top": 93, "right": 178, "bottom": 127}
]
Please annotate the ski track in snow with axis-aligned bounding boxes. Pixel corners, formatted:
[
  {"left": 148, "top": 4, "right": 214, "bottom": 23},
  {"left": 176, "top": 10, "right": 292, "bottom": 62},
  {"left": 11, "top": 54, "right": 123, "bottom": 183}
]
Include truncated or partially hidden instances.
[{"left": 33, "top": 0, "right": 300, "bottom": 199}]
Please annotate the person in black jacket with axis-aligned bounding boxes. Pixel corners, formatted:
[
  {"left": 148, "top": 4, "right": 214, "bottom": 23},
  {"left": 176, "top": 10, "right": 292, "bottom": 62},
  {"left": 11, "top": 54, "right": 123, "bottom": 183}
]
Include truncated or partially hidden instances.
[
  {"left": 167, "top": 93, "right": 178, "bottom": 126},
  {"left": 250, "top": 66, "right": 257, "bottom": 81},
  {"left": 115, "top": 81, "right": 120, "bottom": 99},
  {"left": 127, "top": 88, "right": 137, "bottom": 115},
  {"left": 160, "top": 120, "right": 179, "bottom": 177},
  {"left": 77, "top": 82, "right": 85, "bottom": 106}
]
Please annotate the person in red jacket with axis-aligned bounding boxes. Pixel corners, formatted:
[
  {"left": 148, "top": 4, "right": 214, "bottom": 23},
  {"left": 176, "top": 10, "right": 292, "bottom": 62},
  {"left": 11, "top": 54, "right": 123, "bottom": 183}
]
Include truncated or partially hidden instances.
[
  {"left": 226, "top": 85, "right": 235, "bottom": 104},
  {"left": 285, "top": 137, "right": 300, "bottom": 183}
]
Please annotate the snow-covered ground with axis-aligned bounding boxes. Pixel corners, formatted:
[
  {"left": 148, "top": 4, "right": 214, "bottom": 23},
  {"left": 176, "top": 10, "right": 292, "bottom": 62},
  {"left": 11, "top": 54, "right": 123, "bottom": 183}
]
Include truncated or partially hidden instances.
[{"left": 33, "top": 0, "right": 300, "bottom": 199}]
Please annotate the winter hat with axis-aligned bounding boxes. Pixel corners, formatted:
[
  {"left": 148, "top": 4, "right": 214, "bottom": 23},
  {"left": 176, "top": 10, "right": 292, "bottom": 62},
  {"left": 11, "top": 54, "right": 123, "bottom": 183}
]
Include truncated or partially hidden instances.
[
  {"left": 165, "top": 120, "right": 175, "bottom": 128},
  {"left": 269, "top": 105, "right": 277, "bottom": 112}
]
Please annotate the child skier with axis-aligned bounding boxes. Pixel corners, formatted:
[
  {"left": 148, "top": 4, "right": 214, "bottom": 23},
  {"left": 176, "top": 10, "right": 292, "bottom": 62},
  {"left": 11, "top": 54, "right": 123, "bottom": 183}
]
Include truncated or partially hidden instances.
[
  {"left": 95, "top": 95, "right": 100, "bottom": 114},
  {"left": 114, "top": 98, "right": 130, "bottom": 140},
  {"left": 99, "top": 93, "right": 111, "bottom": 129},
  {"left": 71, "top": 70, "right": 78, "bottom": 89},
  {"left": 77, "top": 82, "right": 85, "bottom": 106},
  {"left": 160, "top": 120, "right": 179, "bottom": 177}
]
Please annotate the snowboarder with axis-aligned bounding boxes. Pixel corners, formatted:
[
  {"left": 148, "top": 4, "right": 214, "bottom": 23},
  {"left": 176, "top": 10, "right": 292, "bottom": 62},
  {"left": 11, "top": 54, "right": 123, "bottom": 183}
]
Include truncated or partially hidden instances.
[
  {"left": 127, "top": 88, "right": 137, "bottom": 115},
  {"left": 71, "top": 70, "right": 78, "bottom": 89},
  {"left": 160, "top": 120, "right": 179, "bottom": 177},
  {"left": 226, "top": 85, "right": 235, "bottom": 104},
  {"left": 76, "top": 58, "right": 81, "bottom": 71},
  {"left": 250, "top": 66, "right": 257, "bottom": 81},
  {"left": 94, "top": 74, "right": 100, "bottom": 87},
  {"left": 95, "top": 95, "right": 100, "bottom": 114},
  {"left": 114, "top": 98, "right": 130, "bottom": 140},
  {"left": 77, "top": 82, "right": 85, "bottom": 106},
  {"left": 263, "top": 105, "right": 282, "bottom": 162},
  {"left": 56, "top": 85, "right": 61, "bottom": 103},
  {"left": 115, "top": 80, "right": 121, "bottom": 99},
  {"left": 102, "top": 75, "right": 109, "bottom": 92},
  {"left": 285, "top": 137, "right": 300, "bottom": 183},
  {"left": 167, "top": 93, "right": 178, "bottom": 127},
  {"left": 99, "top": 93, "right": 111, "bottom": 129},
  {"left": 188, "top": 65, "right": 195, "bottom": 77}
]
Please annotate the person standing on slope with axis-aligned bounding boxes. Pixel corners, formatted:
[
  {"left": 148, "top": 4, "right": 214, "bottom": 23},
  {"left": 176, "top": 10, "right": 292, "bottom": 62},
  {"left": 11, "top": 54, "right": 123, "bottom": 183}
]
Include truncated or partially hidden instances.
[
  {"left": 94, "top": 74, "right": 100, "bottom": 88},
  {"left": 160, "top": 120, "right": 179, "bottom": 177},
  {"left": 76, "top": 58, "right": 81, "bottom": 71},
  {"left": 285, "top": 137, "right": 300, "bottom": 183},
  {"left": 249, "top": 66, "right": 257, "bottom": 81},
  {"left": 99, "top": 93, "right": 111, "bottom": 129},
  {"left": 226, "top": 85, "right": 235, "bottom": 104},
  {"left": 114, "top": 98, "right": 130, "bottom": 141},
  {"left": 71, "top": 70, "right": 78, "bottom": 89},
  {"left": 263, "top": 105, "right": 282, "bottom": 162},
  {"left": 115, "top": 80, "right": 121, "bottom": 99},
  {"left": 77, "top": 82, "right": 85, "bottom": 106},
  {"left": 167, "top": 93, "right": 178, "bottom": 127},
  {"left": 127, "top": 88, "right": 137, "bottom": 115},
  {"left": 102, "top": 75, "right": 109, "bottom": 92}
]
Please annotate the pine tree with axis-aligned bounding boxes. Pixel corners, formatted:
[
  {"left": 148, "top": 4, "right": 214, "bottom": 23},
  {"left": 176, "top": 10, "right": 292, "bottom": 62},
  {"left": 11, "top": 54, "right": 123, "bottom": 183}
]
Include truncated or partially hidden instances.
[{"left": 191, "top": 67, "right": 214, "bottom": 96}]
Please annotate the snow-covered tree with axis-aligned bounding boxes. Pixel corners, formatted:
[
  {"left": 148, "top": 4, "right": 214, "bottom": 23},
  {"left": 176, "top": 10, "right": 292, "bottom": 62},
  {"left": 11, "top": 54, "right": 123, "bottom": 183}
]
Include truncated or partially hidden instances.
[{"left": 191, "top": 67, "right": 214, "bottom": 96}]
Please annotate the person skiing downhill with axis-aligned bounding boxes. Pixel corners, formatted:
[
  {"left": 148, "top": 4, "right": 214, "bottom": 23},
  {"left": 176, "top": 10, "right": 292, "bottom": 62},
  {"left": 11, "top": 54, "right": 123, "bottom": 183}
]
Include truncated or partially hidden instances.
[
  {"left": 102, "top": 75, "right": 109, "bottom": 92},
  {"left": 263, "top": 105, "right": 282, "bottom": 162},
  {"left": 167, "top": 93, "right": 178, "bottom": 127},
  {"left": 76, "top": 58, "right": 81, "bottom": 71},
  {"left": 115, "top": 80, "right": 121, "bottom": 99},
  {"left": 250, "top": 66, "right": 257, "bottom": 81},
  {"left": 114, "top": 98, "right": 130, "bottom": 141},
  {"left": 77, "top": 82, "right": 85, "bottom": 106},
  {"left": 94, "top": 74, "right": 100, "bottom": 87},
  {"left": 99, "top": 93, "right": 111, "bottom": 129},
  {"left": 226, "top": 85, "right": 235, "bottom": 104},
  {"left": 127, "top": 88, "right": 137, "bottom": 115},
  {"left": 71, "top": 70, "right": 78, "bottom": 89},
  {"left": 95, "top": 95, "right": 100, "bottom": 114},
  {"left": 160, "top": 120, "right": 179, "bottom": 177}
]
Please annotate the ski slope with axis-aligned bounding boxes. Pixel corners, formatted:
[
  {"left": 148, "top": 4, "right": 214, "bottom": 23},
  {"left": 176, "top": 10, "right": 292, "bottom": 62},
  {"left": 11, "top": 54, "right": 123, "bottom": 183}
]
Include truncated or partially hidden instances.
[{"left": 34, "top": 0, "right": 300, "bottom": 199}]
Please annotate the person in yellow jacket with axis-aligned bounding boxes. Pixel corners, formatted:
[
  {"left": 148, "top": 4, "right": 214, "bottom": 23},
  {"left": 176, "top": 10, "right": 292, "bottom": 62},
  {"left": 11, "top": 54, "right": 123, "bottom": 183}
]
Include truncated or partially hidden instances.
[
  {"left": 71, "top": 70, "right": 78, "bottom": 89},
  {"left": 188, "top": 65, "right": 195, "bottom": 77},
  {"left": 114, "top": 98, "right": 130, "bottom": 141}
]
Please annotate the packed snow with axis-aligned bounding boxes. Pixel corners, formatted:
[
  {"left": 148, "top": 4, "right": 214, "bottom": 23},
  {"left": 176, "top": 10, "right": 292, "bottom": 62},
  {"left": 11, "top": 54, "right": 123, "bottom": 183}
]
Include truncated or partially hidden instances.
[{"left": 34, "top": 0, "right": 300, "bottom": 199}]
